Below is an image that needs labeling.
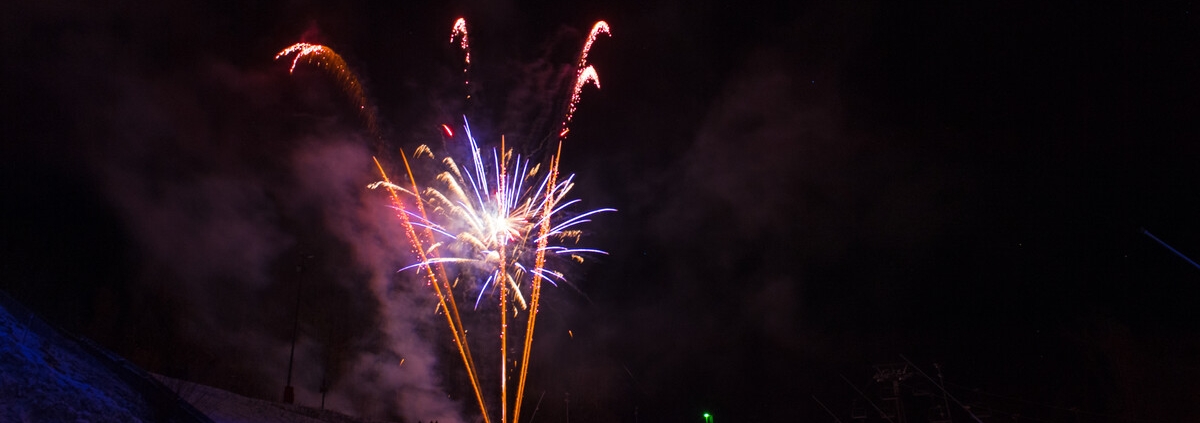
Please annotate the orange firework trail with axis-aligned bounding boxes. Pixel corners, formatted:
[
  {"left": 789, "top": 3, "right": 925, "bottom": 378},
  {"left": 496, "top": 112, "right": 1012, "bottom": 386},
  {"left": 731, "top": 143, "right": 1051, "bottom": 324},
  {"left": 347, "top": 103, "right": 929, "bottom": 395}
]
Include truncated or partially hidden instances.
[
  {"left": 370, "top": 156, "right": 492, "bottom": 423},
  {"left": 275, "top": 43, "right": 378, "bottom": 135}
]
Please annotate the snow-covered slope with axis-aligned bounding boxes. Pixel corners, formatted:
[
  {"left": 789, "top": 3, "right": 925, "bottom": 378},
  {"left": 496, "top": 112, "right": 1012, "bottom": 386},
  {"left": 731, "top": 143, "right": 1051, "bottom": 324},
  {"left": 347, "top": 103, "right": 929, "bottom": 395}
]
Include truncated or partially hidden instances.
[
  {"left": 0, "top": 291, "right": 211, "bottom": 423},
  {"left": 155, "top": 374, "right": 397, "bottom": 423},
  {"left": 0, "top": 291, "right": 400, "bottom": 423}
]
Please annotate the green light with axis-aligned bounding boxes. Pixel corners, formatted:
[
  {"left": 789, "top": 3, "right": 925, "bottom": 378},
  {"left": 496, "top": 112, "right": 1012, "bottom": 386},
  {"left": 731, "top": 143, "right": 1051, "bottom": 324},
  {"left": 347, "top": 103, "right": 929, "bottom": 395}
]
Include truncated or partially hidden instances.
[{"left": 703, "top": 413, "right": 710, "bottom": 418}]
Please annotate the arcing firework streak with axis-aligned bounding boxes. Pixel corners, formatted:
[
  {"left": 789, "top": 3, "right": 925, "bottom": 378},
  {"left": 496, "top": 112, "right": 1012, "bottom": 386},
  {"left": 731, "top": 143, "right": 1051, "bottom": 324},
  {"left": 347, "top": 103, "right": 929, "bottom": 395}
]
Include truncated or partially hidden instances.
[{"left": 276, "top": 43, "right": 378, "bottom": 135}]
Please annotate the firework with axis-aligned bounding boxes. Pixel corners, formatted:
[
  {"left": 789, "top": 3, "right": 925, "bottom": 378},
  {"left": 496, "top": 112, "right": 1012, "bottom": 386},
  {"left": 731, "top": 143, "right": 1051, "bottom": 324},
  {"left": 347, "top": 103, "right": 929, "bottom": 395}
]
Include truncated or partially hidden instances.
[
  {"left": 393, "top": 122, "right": 612, "bottom": 309},
  {"left": 275, "top": 43, "right": 378, "bottom": 135},
  {"left": 280, "top": 18, "right": 612, "bottom": 423},
  {"left": 384, "top": 120, "right": 612, "bottom": 423}
]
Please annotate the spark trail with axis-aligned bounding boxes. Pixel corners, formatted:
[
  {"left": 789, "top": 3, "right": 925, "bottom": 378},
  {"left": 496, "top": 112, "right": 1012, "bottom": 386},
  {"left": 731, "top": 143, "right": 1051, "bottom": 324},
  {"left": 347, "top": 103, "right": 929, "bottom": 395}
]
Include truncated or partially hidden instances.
[
  {"left": 451, "top": 18, "right": 472, "bottom": 99},
  {"left": 557, "top": 21, "right": 610, "bottom": 142},
  {"left": 275, "top": 43, "right": 378, "bottom": 135},
  {"left": 577, "top": 21, "right": 611, "bottom": 70},
  {"left": 558, "top": 66, "right": 600, "bottom": 139}
]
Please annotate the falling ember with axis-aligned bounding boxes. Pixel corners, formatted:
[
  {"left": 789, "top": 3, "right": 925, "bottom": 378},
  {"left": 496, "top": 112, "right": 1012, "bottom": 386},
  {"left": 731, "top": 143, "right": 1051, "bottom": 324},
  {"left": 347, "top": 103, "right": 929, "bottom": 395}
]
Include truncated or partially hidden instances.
[
  {"left": 275, "top": 43, "right": 378, "bottom": 135},
  {"left": 451, "top": 18, "right": 472, "bottom": 99},
  {"left": 451, "top": 18, "right": 471, "bottom": 66},
  {"left": 441, "top": 124, "right": 455, "bottom": 138}
]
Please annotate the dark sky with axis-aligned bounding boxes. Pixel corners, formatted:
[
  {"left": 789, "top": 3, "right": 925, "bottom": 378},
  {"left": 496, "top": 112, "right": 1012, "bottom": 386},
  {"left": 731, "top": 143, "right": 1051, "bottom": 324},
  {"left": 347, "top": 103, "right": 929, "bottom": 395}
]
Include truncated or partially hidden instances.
[{"left": 4, "top": 1, "right": 1200, "bottom": 422}]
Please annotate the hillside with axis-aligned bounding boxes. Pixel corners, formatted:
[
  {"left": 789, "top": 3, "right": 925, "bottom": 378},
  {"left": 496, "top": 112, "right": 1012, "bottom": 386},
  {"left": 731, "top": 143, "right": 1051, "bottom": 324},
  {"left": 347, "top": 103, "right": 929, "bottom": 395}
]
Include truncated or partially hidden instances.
[{"left": 0, "top": 292, "right": 396, "bottom": 423}]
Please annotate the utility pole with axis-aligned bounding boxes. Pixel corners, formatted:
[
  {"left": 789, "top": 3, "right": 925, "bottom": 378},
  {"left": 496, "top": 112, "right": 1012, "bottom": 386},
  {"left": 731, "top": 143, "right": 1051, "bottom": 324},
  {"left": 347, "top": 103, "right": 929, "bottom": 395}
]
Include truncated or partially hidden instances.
[
  {"left": 935, "top": 363, "right": 953, "bottom": 423},
  {"left": 872, "top": 364, "right": 911, "bottom": 423},
  {"left": 284, "top": 254, "right": 311, "bottom": 404},
  {"left": 320, "top": 376, "right": 327, "bottom": 410},
  {"left": 899, "top": 356, "right": 984, "bottom": 423},
  {"left": 528, "top": 391, "right": 546, "bottom": 423},
  {"left": 812, "top": 396, "right": 845, "bottom": 423},
  {"left": 842, "top": 374, "right": 895, "bottom": 423}
]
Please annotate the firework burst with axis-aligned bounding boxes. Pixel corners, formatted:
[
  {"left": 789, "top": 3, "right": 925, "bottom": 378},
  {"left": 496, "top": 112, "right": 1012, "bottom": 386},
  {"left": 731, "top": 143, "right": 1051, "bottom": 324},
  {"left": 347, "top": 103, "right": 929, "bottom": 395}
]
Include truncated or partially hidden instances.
[{"left": 386, "top": 122, "right": 613, "bottom": 311}]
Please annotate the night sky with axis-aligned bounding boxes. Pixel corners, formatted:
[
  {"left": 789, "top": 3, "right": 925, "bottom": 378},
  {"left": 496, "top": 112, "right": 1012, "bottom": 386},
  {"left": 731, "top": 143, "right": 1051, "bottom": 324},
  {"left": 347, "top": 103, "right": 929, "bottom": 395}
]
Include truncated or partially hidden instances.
[{"left": 3, "top": 1, "right": 1200, "bottom": 422}]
